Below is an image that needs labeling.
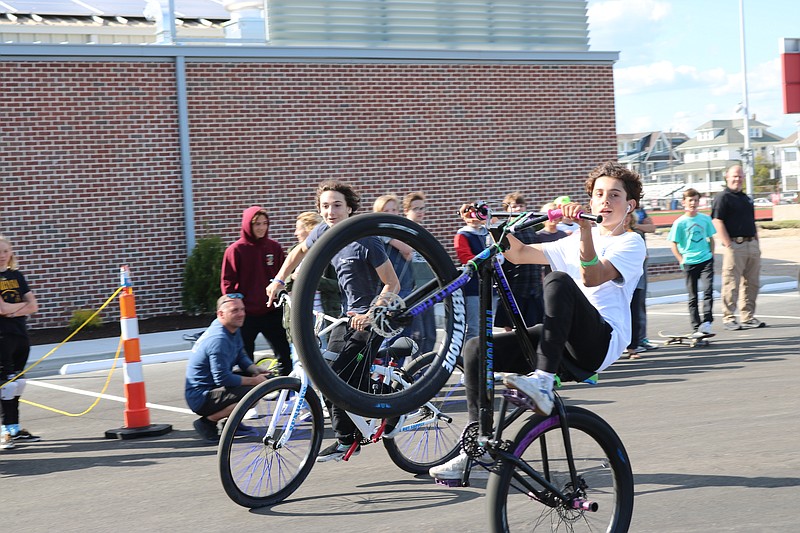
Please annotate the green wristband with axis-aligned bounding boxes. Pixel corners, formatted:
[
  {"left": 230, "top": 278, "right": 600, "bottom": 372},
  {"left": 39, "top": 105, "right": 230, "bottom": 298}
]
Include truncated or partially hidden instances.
[{"left": 580, "top": 255, "right": 599, "bottom": 268}]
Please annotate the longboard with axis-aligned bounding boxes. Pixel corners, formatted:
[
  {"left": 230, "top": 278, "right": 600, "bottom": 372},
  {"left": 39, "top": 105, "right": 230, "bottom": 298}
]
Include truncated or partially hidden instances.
[{"left": 658, "top": 331, "right": 716, "bottom": 348}]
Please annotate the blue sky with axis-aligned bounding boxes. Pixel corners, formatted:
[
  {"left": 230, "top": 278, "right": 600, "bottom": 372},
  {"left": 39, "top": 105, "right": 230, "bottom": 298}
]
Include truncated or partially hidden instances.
[{"left": 587, "top": 0, "right": 800, "bottom": 139}]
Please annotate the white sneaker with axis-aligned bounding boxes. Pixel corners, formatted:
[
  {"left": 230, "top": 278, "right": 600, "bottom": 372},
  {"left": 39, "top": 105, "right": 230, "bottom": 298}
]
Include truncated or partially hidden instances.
[
  {"left": 243, "top": 408, "right": 263, "bottom": 420},
  {"left": 1, "top": 432, "right": 16, "bottom": 450},
  {"left": 699, "top": 322, "right": 713, "bottom": 335},
  {"left": 428, "top": 451, "right": 492, "bottom": 480},
  {"left": 689, "top": 330, "right": 705, "bottom": 339},
  {"left": 504, "top": 374, "right": 554, "bottom": 415}
]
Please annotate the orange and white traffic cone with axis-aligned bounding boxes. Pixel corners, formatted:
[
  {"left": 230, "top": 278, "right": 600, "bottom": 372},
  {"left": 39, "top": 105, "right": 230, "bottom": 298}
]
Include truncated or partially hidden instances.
[{"left": 105, "top": 266, "right": 172, "bottom": 440}]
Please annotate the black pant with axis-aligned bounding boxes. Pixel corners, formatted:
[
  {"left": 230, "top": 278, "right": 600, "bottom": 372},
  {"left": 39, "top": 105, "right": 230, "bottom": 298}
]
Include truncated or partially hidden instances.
[
  {"left": 627, "top": 287, "right": 646, "bottom": 350},
  {"left": 0, "top": 333, "right": 30, "bottom": 426},
  {"left": 463, "top": 271, "right": 611, "bottom": 422},
  {"left": 685, "top": 258, "right": 714, "bottom": 330},
  {"left": 326, "top": 323, "right": 382, "bottom": 444},
  {"left": 240, "top": 312, "right": 292, "bottom": 376}
]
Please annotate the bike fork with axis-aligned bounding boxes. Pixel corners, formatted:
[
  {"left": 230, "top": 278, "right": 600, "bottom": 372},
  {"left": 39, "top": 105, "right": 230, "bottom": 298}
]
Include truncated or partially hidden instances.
[{"left": 553, "top": 395, "right": 583, "bottom": 497}]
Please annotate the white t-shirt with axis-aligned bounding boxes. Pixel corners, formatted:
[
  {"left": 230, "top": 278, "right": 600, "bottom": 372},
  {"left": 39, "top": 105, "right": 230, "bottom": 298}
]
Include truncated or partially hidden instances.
[{"left": 542, "top": 228, "right": 646, "bottom": 371}]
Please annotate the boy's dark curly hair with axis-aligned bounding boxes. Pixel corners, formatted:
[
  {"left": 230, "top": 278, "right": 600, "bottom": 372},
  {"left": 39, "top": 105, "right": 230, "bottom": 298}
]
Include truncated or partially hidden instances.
[
  {"left": 584, "top": 161, "right": 643, "bottom": 208},
  {"left": 315, "top": 180, "right": 361, "bottom": 214}
]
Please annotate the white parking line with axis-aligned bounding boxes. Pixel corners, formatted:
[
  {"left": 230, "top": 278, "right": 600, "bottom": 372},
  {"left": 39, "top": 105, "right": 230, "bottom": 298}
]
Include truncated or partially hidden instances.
[
  {"left": 647, "top": 311, "right": 800, "bottom": 320},
  {"left": 28, "top": 380, "right": 193, "bottom": 414}
]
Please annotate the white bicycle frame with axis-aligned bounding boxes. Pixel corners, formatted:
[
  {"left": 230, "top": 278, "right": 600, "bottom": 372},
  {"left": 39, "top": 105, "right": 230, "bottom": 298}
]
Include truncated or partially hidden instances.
[
  {"left": 268, "top": 294, "right": 453, "bottom": 447},
  {"left": 270, "top": 358, "right": 453, "bottom": 448}
]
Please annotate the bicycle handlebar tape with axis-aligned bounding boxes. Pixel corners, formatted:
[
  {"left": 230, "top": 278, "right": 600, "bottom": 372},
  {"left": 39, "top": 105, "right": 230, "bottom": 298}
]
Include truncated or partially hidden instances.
[{"left": 105, "top": 265, "right": 172, "bottom": 440}]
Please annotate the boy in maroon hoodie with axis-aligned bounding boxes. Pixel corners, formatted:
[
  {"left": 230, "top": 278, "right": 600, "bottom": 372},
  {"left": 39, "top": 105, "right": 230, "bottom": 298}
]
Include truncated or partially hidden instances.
[{"left": 221, "top": 206, "right": 292, "bottom": 376}]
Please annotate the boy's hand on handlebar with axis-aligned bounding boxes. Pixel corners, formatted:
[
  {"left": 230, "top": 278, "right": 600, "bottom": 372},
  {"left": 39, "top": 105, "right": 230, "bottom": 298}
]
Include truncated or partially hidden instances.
[
  {"left": 560, "top": 202, "right": 593, "bottom": 230},
  {"left": 347, "top": 311, "right": 370, "bottom": 331}
]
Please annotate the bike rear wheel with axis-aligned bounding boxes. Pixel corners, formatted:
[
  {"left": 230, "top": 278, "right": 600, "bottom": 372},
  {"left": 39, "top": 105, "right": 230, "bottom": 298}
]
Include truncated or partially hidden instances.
[
  {"left": 383, "top": 352, "right": 468, "bottom": 474},
  {"left": 291, "top": 213, "right": 465, "bottom": 418},
  {"left": 218, "top": 377, "right": 324, "bottom": 508},
  {"left": 487, "top": 406, "right": 633, "bottom": 532}
]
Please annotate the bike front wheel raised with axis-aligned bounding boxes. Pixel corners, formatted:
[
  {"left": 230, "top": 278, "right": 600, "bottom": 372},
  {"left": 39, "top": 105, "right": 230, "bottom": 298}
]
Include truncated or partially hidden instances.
[
  {"left": 291, "top": 213, "right": 465, "bottom": 418},
  {"left": 487, "top": 406, "right": 634, "bottom": 532},
  {"left": 218, "top": 377, "right": 324, "bottom": 508}
]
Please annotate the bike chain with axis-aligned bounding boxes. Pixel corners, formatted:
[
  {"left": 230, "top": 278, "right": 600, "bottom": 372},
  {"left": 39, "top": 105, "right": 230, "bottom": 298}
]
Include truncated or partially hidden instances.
[
  {"left": 460, "top": 422, "right": 482, "bottom": 458},
  {"left": 461, "top": 421, "right": 515, "bottom": 459}
]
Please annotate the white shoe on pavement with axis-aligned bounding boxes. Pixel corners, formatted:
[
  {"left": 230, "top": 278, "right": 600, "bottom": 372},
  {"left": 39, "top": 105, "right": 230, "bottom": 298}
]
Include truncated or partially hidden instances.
[
  {"left": 503, "top": 373, "right": 554, "bottom": 415},
  {"left": 429, "top": 451, "right": 492, "bottom": 480},
  {"left": 0, "top": 432, "right": 15, "bottom": 450}
]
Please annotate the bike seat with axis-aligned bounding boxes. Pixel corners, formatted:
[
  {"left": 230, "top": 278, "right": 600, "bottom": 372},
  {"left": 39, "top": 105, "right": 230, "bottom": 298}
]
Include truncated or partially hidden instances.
[
  {"left": 182, "top": 331, "right": 203, "bottom": 343},
  {"left": 376, "top": 336, "right": 418, "bottom": 362}
]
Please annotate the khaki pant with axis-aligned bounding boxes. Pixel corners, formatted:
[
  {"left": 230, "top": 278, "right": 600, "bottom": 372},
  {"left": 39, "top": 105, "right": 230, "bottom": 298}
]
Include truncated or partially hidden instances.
[{"left": 720, "top": 240, "right": 761, "bottom": 323}]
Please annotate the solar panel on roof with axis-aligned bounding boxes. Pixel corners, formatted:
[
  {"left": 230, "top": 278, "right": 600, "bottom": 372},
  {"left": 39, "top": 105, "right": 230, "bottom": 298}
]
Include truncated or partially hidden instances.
[{"left": 1, "top": 0, "right": 230, "bottom": 18}]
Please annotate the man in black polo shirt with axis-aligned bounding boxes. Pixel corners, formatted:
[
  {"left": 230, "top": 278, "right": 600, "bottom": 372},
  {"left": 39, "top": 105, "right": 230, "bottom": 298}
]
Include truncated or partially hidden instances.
[{"left": 711, "top": 165, "right": 766, "bottom": 330}]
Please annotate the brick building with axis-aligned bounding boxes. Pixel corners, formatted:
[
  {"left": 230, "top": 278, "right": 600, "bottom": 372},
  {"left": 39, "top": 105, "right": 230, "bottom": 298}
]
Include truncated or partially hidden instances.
[{"left": 2, "top": 4, "right": 619, "bottom": 329}]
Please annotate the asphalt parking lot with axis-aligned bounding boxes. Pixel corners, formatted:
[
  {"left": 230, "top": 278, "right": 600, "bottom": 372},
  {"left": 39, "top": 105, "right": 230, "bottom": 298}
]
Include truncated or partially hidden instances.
[{"left": 3, "top": 291, "right": 799, "bottom": 533}]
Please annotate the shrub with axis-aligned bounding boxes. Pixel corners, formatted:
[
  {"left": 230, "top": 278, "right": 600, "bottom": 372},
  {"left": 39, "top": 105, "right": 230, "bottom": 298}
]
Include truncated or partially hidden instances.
[
  {"left": 68, "top": 309, "right": 102, "bottom": 333},
  {"left": 759, "top": 220, "right": 800, "bottom": 230},
  {"left": 182, "top": 235, "right": 225, "bottom": 315}
]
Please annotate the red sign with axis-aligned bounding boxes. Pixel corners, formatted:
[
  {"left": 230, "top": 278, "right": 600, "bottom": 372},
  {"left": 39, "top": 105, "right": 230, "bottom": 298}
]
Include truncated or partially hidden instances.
[{"left": 782, "top": 39, "right": 800, "bottom": 114}]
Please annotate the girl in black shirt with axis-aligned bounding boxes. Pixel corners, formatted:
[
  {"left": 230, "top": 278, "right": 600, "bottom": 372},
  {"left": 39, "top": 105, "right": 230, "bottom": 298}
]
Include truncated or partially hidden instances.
[{"left": 0, "top": 235, "right": 40, "bottom": 449}]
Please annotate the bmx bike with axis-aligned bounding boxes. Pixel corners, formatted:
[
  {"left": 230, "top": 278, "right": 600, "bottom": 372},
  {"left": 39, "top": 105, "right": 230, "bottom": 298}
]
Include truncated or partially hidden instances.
[
  {"left": 288, "top": 208, "right": 634, "bottom": 531},
  {"left": 217, "top": 294, "right": 467, "bottom": 508}
]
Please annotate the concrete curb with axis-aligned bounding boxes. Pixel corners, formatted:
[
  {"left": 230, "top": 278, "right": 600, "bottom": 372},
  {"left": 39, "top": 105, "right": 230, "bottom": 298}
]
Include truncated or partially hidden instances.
[{"left": 58, "top": 350, "right": 192, "bottom": 375}]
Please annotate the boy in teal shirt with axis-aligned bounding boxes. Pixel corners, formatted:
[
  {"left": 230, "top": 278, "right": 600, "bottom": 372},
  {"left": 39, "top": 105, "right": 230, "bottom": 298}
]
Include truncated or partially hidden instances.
[{"left": 668, "top": 188, "right": 716, "bottom": 337}]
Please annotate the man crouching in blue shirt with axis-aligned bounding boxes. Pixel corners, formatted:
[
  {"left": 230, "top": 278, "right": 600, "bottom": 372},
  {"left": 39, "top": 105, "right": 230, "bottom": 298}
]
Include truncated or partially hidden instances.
[{"left": 185, "top": 293, "right": 271, "bottom": 442}]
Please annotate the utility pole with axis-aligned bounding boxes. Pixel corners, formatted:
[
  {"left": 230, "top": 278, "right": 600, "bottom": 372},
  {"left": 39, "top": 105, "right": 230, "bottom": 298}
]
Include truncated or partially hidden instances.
[{"left": 739, "top": 0, "right": 754, "bottom": 196}]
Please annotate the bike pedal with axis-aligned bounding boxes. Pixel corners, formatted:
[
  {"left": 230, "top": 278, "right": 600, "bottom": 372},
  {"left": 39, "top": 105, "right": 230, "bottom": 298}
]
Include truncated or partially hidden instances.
[
  {"left": 434, "top": 477, "right": 469, "bottom": 488},
  {"left": 501, "top": 389, "right": 538, "bottom": 412}
]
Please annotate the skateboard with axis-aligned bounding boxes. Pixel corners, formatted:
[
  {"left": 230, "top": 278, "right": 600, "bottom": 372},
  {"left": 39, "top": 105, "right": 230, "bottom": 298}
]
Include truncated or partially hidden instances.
[{"left": 658, "top": 331, "right": 716, "bottom": 348}]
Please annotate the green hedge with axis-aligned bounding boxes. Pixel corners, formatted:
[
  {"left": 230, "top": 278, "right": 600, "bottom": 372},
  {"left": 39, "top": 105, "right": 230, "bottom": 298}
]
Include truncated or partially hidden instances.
[{"left": 182, "top": 235, "right": 225, "bottom": 315}]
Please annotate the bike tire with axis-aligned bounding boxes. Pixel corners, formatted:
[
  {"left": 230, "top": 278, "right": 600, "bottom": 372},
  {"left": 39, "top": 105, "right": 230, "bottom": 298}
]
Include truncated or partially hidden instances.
[
  {"left": 487, "top": 406, "right": 634, "bottom": 532},
  {"left": 218, "top": 377, "right": 324, "bottom": 508},
  {"left": 383, "top": 352, "right": 467, "bottom": 474},
  {"left": 291, "top": 213, "right": 465, "bottom": 418}
]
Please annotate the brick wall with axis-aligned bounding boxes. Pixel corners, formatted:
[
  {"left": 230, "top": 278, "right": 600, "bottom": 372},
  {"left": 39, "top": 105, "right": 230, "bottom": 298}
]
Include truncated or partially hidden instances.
[{"left": 2, "top": 56, "right": 617, "bottom": 329}]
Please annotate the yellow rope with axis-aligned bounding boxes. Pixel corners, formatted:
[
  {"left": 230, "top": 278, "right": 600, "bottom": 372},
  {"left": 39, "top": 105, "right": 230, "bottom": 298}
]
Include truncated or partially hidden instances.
[
  {"left": 2, "top": 286, "right": 126, "bottom": 416},
  {"left": 21, "top": 337, "right": 123, "bottom": 416}
]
